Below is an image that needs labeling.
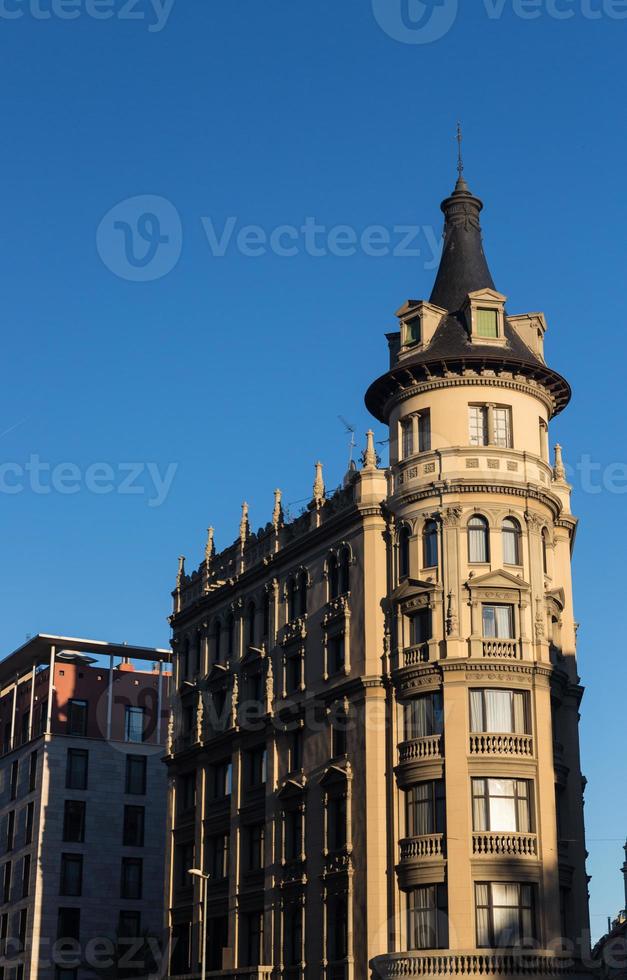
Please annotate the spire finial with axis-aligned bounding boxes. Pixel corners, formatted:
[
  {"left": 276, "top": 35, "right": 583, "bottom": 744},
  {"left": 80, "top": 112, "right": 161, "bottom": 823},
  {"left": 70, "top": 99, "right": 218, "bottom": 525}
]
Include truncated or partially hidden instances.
[
  {"left": 362, "top": 430, "right": 378, "bottom": 471},
  {"left": 457, "top": 121, "right": 464, "bottom": 180},
  {"left": 313, "top": 461, "right": 325, "bottom": 504}
]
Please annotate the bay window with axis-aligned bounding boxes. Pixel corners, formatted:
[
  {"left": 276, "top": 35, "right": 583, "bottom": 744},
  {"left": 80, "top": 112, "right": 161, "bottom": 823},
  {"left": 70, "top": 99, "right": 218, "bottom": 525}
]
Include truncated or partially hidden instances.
[
  {"left": 472, "top": 779, "right": 532, "bottom": 833},
  {"left": 482, "top": 604, "right": 514, "bottom": 639},
  {"left": 405, "top": 780, "right": 445, "bottom": 838},
  {"left": 407, "top": 885, "right": 449, "bottom": 950},
  {"left": 470, "top": 690, "right": 528, "bottom": 735},
  {"left": 404, "top": 691, "right": 443, "bottom": 741},
  {"left": 475, "top": 882, "right": 535, "bottom": 947}
]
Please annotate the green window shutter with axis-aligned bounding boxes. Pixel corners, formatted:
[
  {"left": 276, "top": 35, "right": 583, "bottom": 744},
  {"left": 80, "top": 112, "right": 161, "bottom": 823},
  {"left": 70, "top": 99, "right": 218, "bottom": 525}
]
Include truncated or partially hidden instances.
[{"left": 477, "top": 308, "right": 498, "bottom": 338}]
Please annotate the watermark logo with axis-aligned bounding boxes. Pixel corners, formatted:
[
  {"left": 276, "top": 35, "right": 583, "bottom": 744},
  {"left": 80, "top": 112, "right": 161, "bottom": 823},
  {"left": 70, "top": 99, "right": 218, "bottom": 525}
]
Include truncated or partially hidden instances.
[
  {"left": 96, "top": 195, "right": 182, "bottom": 282},
  {"left": 372, "top": 0, "right": 459, "bottom": 44},
  {"left": 0, "top": 0, "right": 176, "bottom": 31}
]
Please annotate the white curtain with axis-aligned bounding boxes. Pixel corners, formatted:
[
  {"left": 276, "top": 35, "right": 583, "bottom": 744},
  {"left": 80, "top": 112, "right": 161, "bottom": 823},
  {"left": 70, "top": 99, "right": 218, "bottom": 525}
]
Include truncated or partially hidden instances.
[
  {"left": 487, "top": 779, "right": 517, "bottom": 832},
  {"left": 492, "top": 883, "right": 522, "bottom": 946},
  {"left": 503, "top": 520, "right": 520, "bottom": 564},
  {"left": 484, "top": 691, "right": 513, "bottom": 732},
  {"left": 475, "top": 884, "right": 490, "bottom": 947},
  {"left": 469, "top": 518, "right": 488, "bottom": 562},
  {"left": 409, "top": 886, "right": 436, "bottom": 950},
  {"left": 469, "top": 691, "right": 484, "bottom": 732}
]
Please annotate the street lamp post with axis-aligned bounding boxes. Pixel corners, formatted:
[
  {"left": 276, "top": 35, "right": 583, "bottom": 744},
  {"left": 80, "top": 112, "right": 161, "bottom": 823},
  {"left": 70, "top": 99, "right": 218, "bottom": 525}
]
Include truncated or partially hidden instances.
[{"left": 188, "top": 868, "right": 210, "bottom": 980}]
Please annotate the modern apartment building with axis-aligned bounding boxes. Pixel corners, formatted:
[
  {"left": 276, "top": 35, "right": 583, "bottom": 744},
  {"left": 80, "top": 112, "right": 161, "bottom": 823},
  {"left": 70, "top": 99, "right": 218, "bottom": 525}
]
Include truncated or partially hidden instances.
[
  {"left": 0, "top": 634, "right": 171, "bottom": 980},
  {"left": 165, "top": 162, "right": 592, "bottom": 979}
]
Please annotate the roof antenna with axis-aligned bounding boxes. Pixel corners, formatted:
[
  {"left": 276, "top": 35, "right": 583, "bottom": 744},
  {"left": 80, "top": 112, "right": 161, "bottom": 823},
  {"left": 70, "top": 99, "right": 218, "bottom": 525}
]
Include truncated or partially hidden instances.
[
  {"left": 457, "top": 121, "right": 465, "bottom": 181},
  {"left": 338, "top": 416, "right": 356, "bottom": 468}
]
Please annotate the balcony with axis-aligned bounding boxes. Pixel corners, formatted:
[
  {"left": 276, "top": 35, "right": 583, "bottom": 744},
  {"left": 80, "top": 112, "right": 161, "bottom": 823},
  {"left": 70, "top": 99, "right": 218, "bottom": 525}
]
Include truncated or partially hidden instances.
[
  {"left": 399, "top": 834, "right": 445, "bottom": 861},
  {"left": 472, "top": 832, "right": 538, "bottom": 858},
  {"left": 469, "top": 733, "right": 533, "bottom": 757},
  {"left": 482, "top": 639, "right": 519, "bottom": 659},
  {"left": 402, "top": 643, "right": 430, "bottom": 667},
  {"left": 371, "top": 950, "right": 578, "bottom": 979},
  {"left": 396, "top": 736, "right": 443, "bottom": 788}
]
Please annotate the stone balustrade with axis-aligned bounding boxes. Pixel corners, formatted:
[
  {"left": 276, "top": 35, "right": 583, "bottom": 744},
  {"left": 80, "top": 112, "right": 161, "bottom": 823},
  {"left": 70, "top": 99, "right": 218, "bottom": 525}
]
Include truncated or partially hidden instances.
[
  {"left": 399, "top": 833, "right": 445, "bottom": 860},
  {"left": 469, "top": 733, "right": 533, "bottom": 757},
  {"left": 483, "top": 639, "right": 519, "bottom": 659},
  {"left": 398, "top": 735, "right": 443, "bottom": 763},
  {"left": 371, "top": 951, "right": 576, "bottom": 978},
  {"left": 403, "top": 643, "right": 430, "bottom": 667},
  {"left": 472, "top": 832, "right": 538, "bottom": 857}
]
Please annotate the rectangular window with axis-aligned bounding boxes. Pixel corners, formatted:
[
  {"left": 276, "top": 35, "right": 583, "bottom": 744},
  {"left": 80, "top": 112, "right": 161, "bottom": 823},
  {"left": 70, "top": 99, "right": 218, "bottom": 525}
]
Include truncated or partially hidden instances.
[
  {"left": 243, "top": 911, "right": 263, "bottom": 968},
  {"left": 246, "top": 823, "right": 265, "bottom": 871},
  {"left": 177, "top": 772, "right": 196, "bottom": 813},
  {"left": 57, "top": 907, "right": 80, "bottom": 942},
  {"left": 402, "top": 421, "right": 414, "bottom": 459},
  {"left": 60, "top": 854, "right": 83, "bottom": 897},
  {"left": 477, "top": 308, "right": 499, "bottom": 338},
  {"left": 28, "top": 752, "right": 37, "bottom": 793},
  {"left": 6, "top": 811, "right": 14, "bottom": 851},
  {"left": 482, "top": 604, "right": 515, "bottom": 639},
  {"left": 406, "top": 781, "right": 446, "bottom": 838},
  {"left": 2, "top": 863, "right": 10, "bottom": 903},
  {"left": 37, "top": 700, "right": 48, "bottom": 737},
  {"left": 212, "top": 761, "right": 232, "bottom": 799},
  {"left": 404, "top": 318, "right": 421, "bottom": 347},
  {"left": 469, "top": 690, "right": 529, "bottom": 735},
  {"left": 124, "top": 707, "right": 145, "bottom": 743},
  {"left": 419, "top": 410, "right": 431, "bottom": 452},
  {"left": 121, "top": 857, "right": 143, "bottom": 900},
  {"left": 207, "top": 915, "right": 229, "bottom": 971},
  {"left": 175, "top": 842, "right": 194, "bottom": 889},
  {"left": 288, "top": 729, "right": 303, "bottom": 774},
  {"left": 328, "top": 796, "right": 347, "bottom": 852},
  {"left": 404, "top": 692, "right": 444, "bottom": 741},
  {"left": 286, "top": 653, "right": 302, "bottom": 694},
  {"left": 66, "top": 749, "right": 88, "bottom": 791},
  {"left": 327, "top": 893, "right": 348, "bottom": 963},
  {"left": 472, "top": 779, "right": 532, "bottom": 833},
  {"left": 21, "top": 854, "right": 30, "bottom": 898},
  {"left": 20, "top": 712, "right": 29, "bottom": 747},
  {"left": 409, "top": 609, "right": 432, "bottom": 646},
  {"left": 208, "top": 833, "right": 229, "bottom": 881},
  {"left": 245, "top": 747, "right": 267, "bottom": 789},
  {"left": 283, "top": 903, "right": 303, "bottom": 967},
  {"left": 123, "top": 805, "right": 145, "bottom": 847},
  {"left": 63, "top": 801, "right": 86, "bottom": 843},
  {"left": 25, "top": 802, "right": 34, "bottom": 845},
  {"left": 469, "top": 405, "right": 489, "bottom": 446},
  {"left": 125, "top": 755, "right": 146, "bottom": 795},
  {"left": 67, "top": 700, "right": 88, "bottom": 737},
  {"left": 493, "top": 407, "right": 512, "bottom": 448},
  {"left": 119, "top": 911, "right": 141, "bottom": 940},
  {"left": 476, "top": 882, "right": 535, "bottom": 947},
  {"left": 284, "top": 809, "right": 303, "bottom": 861},
  {"left": 17, "top": 907, "right": 27, "bottom": 950},
  {"left": 407, "top": 885, "right": 449, "bottom": 950},
  {"left": 328, "top": 633, "right": 346, "bottom": 675},
  {"left": 10, "top": 762, "right": 18, "bottom": 801},
  {"left": 0, "top": 912, "right": 7, "bottom": 956}
]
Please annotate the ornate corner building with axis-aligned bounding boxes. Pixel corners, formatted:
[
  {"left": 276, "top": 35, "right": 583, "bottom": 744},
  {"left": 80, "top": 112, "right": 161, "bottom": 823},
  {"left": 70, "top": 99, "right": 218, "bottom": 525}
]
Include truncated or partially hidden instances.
[{"left": 165, "top": 168, "right": 592, "bottom": 979}]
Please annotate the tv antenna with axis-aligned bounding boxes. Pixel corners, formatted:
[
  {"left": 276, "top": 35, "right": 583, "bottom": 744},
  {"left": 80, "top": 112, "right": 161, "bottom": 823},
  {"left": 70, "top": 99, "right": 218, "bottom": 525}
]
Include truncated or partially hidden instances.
[{"left": 338, "top": 416, "right": 357, "bottom": 467}]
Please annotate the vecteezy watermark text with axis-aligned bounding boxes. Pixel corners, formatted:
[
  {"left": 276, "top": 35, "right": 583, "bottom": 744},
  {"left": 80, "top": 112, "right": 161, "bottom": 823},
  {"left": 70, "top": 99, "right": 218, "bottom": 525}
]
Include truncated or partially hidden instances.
[
  {"left": 96, "top": 195, "right": 442, "bottom": 282},
  {"left": 372, "top": 0, "right": 627, "bottom": 44},
  {"left": 0, "top": 0, "right": 175, "bottom": 31},
  {"left": 0, "top": 455, "right": 177, "bottom": 507}
]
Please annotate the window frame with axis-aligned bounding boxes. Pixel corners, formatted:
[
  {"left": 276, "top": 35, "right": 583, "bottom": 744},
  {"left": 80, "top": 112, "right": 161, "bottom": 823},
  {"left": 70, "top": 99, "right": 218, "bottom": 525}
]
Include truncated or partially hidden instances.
[
  {"left": 468, "top": 515, "right": 490, "bottom": 564},
  {"left": 125, "top": 755, "right": 147, "bottom": 796},
  {"left": 475, "top": 881, "right": 536, "bottom": 948},
  {"left": 67, "top": 699, "right": 88, "bottom": 737},
  {"left": 472, "top": 778, "right": 533, "bottom": 833}
]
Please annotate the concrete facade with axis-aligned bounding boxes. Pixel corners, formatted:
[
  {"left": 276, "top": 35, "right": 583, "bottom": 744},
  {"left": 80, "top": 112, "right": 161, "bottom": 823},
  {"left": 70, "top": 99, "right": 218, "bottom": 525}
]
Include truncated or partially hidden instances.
[{"left": 0, "top": 635, "right": 171, "bottom": 980}]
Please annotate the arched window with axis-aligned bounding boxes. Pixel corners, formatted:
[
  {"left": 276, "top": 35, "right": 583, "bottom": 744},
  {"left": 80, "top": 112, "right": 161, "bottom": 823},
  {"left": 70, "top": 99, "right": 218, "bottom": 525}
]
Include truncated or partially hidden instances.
[
  {"left": 542, "top": 528, "right": 549, "bottom": 575},
  {"left": 298, "top": 569, "right": 308, "bottom": 617},
  {"left": 423, "top": 520, "right": 438, "bottom": 569},
  {"left": 226, "top": 613, "right": 234, "bottom": 659},
  {"left": 246, "top": 601, "right": 256, "bottom": 648},
  {"left": 328, "top": 554, "right": 339, "bottom": 600},
  {"left": 399, "top": 526, "right": 411, "bottom": 580},
  {"left": 214, "top": 620, "right": 222, "bottom": 665},
  {"left": 287, "top": 578, "right": 297, "bottom": 622},
  {"left": 468, "top": 515, "right": 490, "bottom": 564},
  {"left": 502, "top": 518, "right": 521, "bottom": 566},
  {"left": 339, "top": 547, "right": 351, "bottom": 596}
]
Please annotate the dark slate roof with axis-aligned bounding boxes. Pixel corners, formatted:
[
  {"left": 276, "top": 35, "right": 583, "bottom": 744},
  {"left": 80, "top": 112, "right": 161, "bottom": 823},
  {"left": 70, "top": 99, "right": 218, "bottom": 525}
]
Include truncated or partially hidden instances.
[
  {"left": 430, "top": 176, "right": 496, "bottom": 312},
  {"left": 365, "top": 175, "right": 571, "bottom": 423}
]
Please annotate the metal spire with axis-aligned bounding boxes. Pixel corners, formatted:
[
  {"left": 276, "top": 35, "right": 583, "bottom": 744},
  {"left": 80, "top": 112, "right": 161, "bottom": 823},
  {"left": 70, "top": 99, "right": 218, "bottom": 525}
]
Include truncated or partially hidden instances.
[{"left": 457, "top": 121, "right": 464, "bottom": 180}]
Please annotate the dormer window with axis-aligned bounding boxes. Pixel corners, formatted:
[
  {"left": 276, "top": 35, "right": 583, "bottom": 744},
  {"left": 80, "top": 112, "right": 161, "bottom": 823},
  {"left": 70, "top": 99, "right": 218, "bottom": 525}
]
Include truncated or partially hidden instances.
[
  {"left": 477, "top": 308, "right": 498, "bottom": 338},
  {"left": 464, "top": 289, "right": 507, "bottom": 345},
  {"left": 402, "top": 316, "right": 421, "bottom": 348}
]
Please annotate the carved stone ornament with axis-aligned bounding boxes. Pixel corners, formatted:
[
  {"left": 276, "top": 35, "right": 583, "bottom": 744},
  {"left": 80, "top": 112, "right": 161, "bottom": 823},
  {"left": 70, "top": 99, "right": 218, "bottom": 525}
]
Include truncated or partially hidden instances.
[
  {"left": 231, "top": 674, "right": 239, "bottom": 722},
  {"left": 167, "top": 709, "right": 175, "bottom": 754},
  {"left": 196, "top": 694, "right": 204, "bottom": 743},
  {"left": 524, "top": 511, "right": 544, "bottom": 532},
  {"left": 535, "top": 597, "right": 545, "bottom": 640},
  {"left": 441, "top": 506, "right": 463, "bottom": 528},
  {"left": 446, "top": 591, "right": 458, "bottom": 635}
]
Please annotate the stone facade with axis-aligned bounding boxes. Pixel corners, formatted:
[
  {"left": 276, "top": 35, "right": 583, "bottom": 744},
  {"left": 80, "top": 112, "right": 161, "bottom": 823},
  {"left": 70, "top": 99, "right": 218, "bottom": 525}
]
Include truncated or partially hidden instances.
[{"left": 165, "top": 168, "right": 592, "bottom": 979}]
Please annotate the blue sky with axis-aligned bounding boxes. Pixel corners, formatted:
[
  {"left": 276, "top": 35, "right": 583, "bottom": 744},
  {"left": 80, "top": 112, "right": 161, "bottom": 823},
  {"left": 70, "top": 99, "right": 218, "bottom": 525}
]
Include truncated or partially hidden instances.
[{"left": 0, "top": 0, "right": 625, "bottom": 939}]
